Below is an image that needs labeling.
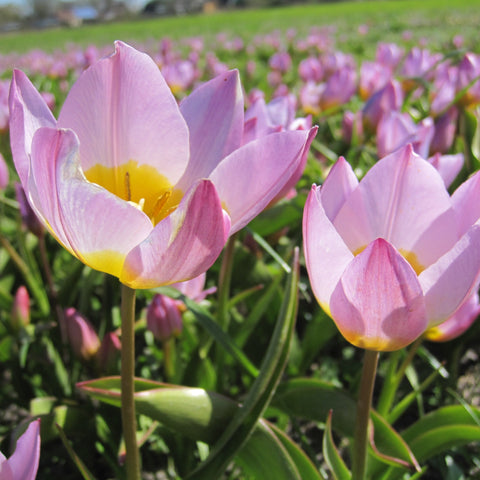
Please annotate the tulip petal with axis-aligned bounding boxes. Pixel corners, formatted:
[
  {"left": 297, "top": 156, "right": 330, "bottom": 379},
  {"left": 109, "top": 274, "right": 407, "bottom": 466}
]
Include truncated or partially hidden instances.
[
  {"left": 330, "top": 238, "right": 427, "bottom": 351},
  {"left": 320, "top": 156, "right": 358, "bottom": 221},
  {"left": 333, "top": 145, "right": 458, "bottom": 269},
  {"left": 303, "top": 185, "right": 354, "bottom": 315},
  {"left": 8, "top": 69, "right": 56, "bottom": 187},
  {"left": 29, "top": 127, "right": 153, "bottom": 278},
  {"left": 428, "top": 152, "right": 463, "bottom": 188},
  {"left": 419, "top": 223, "right": 480, "bottom": 327},
  {"left": 122, "top": 179, "right": 230, "bottom": 289},
  {"left": 210, "top": 128, "right": 317, "bottom": 234},
  {"left": 8, "top": 419, "right": 41, "bottom": 480},
  {"left": 177, "top": 70, "right": 244, "bottom": 189},
  {"left": 451, "top": 170, "right": 480, "bottom": 237},
  {"left": 58, "top": 41, "right": 189, "bottom": 184}
]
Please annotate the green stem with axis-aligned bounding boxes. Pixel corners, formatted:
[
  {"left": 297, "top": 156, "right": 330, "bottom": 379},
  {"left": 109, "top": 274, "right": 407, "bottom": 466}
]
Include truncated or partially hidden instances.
[
  {"left": 352, "top": 349, "right": 379, "bottom": 480},
  {"left": 216, "top": 234, "right": 237, "bottom": 392},
  {"left": 120, "top": 284, "right": 141, "bottom": 480}
]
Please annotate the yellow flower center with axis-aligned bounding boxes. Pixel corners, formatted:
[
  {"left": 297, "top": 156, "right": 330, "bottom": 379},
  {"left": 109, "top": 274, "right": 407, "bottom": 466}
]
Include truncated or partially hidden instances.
[{"left": 84, "top": 159, "right": 183, "bottom": 226}]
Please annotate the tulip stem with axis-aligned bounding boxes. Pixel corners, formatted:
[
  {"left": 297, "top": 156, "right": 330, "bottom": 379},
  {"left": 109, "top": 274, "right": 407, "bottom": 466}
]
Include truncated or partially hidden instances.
[
  {"left": 120, "top": 284, "right": 141, "bottom": 480},
  {"left": 352, "top": 349, "right": 379, "bottom": 480}
]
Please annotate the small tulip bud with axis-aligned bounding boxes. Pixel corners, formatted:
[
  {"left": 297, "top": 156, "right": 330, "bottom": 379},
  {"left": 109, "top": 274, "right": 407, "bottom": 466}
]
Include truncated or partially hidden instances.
[
  {"left": 63, "top": 307, "right": 100, "bottom": 361},
  {"left": 11, "top": 286, "right": 30, "bottom": 331},
  {"left": 146, "top": 294, "right": 183, "bottom": 342}
]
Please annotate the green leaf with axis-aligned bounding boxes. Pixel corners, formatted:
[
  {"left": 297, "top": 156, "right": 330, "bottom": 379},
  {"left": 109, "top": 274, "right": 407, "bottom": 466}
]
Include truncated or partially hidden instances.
[
  {"left": 185, "top": 248, "right": 300, "bottom": 479},
  {"left": 369, "top": 411, "right": 420, "bottom": 472},
  {"left": 323, "top": 411, "right": 351, "bottom": 480},
  {"left": 402, "top": 405, "right": 480, "bottom": 463},
  {"left": 157, "top": 286, "right": 259, "bottom": 378},
  {"left": 272, "top": 377, "right": 356, "bottom": 437},
  {"left": 77, "top": 377, "right": 324, "bottom": 479},
  {"left": 56, "top": 423, "right": 97, "bottom": 480}
]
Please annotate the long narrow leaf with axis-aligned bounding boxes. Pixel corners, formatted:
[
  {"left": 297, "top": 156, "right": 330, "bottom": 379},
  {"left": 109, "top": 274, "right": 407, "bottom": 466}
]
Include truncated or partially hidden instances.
[{"left": 185, "top": 248, "right": 300, "bottom": 479}]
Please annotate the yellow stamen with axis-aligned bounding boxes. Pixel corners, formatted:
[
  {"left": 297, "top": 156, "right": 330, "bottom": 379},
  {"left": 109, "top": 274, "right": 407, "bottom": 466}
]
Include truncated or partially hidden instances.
[{"left": 84, "top": 159, "right": 184, "bottom": 225}]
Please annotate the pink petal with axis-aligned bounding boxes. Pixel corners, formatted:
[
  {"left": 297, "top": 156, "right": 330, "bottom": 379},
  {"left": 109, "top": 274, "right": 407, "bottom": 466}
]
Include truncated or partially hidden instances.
[
  {"left": 427, "top": 152, "right": 463, "bottom": 188},
  {"left": 177, "top": 70, "right": 244, "bottom": 189},
  {"left": 122, "top": 179, "right": 230, "bottom": 289},
  {"left": 210, "top": 128, "right": 317, "bottom": 234},
  {"left": 8, "top": 419, "right": 41, "bottom": 480},
  {"left": 451, "top": 170, "right": 480, "bottom": 237},
  {"left": 425, "top": 292, "right": 480, "bottom": 342},
  {"left": 419, "top": 223, "right": 480, "bottom": 327},
  {"left": 58, "top": 41, "right": 189, "bottom": 184},
  {"left": 303, "top": 185, "right": 354, "bottom": 314},
  {"left": 8, "top": 69, "right": 56, "bottom": 187},
  {"left": 321, "top": 156, "right": 358, "bottom": 221},
  {"left": 29, "top": 127, "right": 153, "bottom": 278},
  {"left": 330, "top": 238, "right": 427, "bottom": 351},
  {"left": 333, "top": 145, "right": 458, "bottom": 268}
]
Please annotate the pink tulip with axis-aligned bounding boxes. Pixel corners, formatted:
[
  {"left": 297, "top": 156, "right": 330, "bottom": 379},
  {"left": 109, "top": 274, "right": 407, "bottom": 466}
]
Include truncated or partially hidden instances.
[
  {"left": 9, "top": 41, "right": 316, "bottom": 289},
  {"left": 147, "top": 294, "right": 183, "bottom": 342},
  {"left": 456, "top": 53, "right": 480, "bottom": 107},
  {"left": 303, "top": 145, "right": 480, "bottom": 351},
  {"left": 63, "top": 307, "right": 100, "bottom": 360},
  {"left": 362, "top": 79, "right": 404, "bottom": 131},
  {"left": 0, "top": 419, "right": 40, "bottom": 480},
  {"left": 376, "top": 111, "right": 434, "bottom": 159},
  {"left": 11, "top": 286, "right": 30, "bottom": 331},
  {"left": 359, "top": 61, "right": 392, "bottom": 100},
  {"left": 425, "top": 292, "right": 480, "bottom": 342}
]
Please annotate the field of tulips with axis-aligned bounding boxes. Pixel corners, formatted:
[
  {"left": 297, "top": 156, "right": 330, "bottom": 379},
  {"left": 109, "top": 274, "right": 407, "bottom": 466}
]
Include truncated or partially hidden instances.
[{"left": 2, "top": 2, "right": 480, "bottom": 479}]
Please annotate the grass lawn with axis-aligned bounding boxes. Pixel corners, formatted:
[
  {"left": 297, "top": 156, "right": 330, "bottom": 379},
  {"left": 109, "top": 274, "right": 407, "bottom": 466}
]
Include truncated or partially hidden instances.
[{"left": 1, "top": 0, "right": 480, "bottom": 55}]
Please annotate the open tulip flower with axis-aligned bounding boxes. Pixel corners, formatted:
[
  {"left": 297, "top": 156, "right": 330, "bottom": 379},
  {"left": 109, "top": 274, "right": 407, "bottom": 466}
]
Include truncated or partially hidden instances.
[
  {"left": 0, "top": 419, "right": 41, "bottom": 480},
  {"left": 9, "top": 41, "right": 316, "bottom": 289},
  {"left": 303, "top": 144, "right": 480, "bottom": 351}
]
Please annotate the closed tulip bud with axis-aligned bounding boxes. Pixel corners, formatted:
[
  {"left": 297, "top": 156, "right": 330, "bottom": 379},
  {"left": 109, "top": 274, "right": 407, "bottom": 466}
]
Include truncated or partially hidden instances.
[
  {"left": 63, "top": 307, "right": 100, "bottom": 361},
  {"left": 11, "top": 286, "right": 30, "bottom": 331},
  {"left": 147, "top": 294, "right": 183, "bottom": 342}
]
